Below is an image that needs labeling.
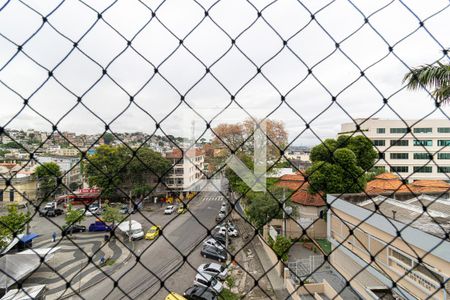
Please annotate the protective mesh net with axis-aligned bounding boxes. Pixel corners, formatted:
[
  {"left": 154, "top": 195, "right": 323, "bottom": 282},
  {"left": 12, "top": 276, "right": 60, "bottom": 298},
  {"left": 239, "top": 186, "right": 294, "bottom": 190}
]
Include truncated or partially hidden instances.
[{"left": 0, "top": 0, "right": 449, "bottom": 299}]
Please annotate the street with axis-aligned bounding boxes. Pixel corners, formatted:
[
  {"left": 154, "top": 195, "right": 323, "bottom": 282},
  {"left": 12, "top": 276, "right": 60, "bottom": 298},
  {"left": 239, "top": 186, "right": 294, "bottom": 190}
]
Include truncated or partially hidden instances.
[{"left": 68, "top": 191, "right": 226, "bottom": 300}]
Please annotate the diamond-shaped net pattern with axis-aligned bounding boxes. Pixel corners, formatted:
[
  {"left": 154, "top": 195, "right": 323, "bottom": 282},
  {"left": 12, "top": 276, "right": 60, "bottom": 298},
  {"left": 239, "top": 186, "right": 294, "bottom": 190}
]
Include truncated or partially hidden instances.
[{"left": 0, "top": 0, "right": 449, "bottom": 299}]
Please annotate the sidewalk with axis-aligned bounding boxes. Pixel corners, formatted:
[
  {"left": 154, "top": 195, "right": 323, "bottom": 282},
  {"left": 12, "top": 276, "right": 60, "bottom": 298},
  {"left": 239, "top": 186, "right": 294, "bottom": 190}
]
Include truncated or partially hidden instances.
[
  {"left": 252, "top": 236, "right": 290, "bottom": 299},
  {"left": 27, "top": 233, "right": 134, "bottom": 299}
]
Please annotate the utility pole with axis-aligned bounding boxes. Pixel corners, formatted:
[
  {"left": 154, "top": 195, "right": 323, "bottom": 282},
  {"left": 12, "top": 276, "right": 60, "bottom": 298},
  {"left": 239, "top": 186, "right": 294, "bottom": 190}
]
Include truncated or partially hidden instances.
[
  {"left": 225, "top": 222, "right": 229, "bottom": 265},
  {"left": 283, "top": 187, "right": 286, "bottom": 237},
  {"left": 128, "top": 190, "right": 132, "bottom": 242}
]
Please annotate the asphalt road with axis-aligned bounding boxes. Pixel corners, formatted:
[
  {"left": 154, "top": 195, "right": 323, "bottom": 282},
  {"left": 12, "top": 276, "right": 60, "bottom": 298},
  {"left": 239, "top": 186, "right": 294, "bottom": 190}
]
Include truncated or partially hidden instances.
[{"left": 70, "top": 191, "right": 225, "bottom": 300}]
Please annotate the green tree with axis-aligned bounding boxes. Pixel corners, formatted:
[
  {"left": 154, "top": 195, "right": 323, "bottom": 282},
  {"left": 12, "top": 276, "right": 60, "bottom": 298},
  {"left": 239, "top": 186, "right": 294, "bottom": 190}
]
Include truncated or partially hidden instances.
[
  {"left": 271, "top": 235, "right": 293, "bottom": 262},
  {"left": 101, "top": 203, "right": 122, "bottom": 227},
  {"left": 102, "top": 132, "right": 115, "bottom": 145},
  {"left": 0, "top": 204, "right": 30, "bottom": 249},
  {"left": 245, "top": 187, "right": 296, "bottom": 229},
  {"left": 84, "top": 145, "right": 170, "bottom": 199},
  {"left": 306, "top": 135, "right": 377, "bottom": 194},
  {"left": 64, "top": 204, "right": 85, "bottom": 227},
  {"left": 69, "top": 182, "right": 80, "bottom": 191},
  {"left": 34, "top": 162, "right": 62, "bottom": 200},
  {"left": 403, "top": 62, "right": 450, "bottom": 104}
]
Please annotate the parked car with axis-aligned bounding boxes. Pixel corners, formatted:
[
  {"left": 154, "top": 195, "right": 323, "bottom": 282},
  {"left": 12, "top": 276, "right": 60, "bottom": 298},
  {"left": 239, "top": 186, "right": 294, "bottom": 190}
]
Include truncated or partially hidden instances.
[
  {"left": 85, "top": 207, "right": 102, "bottom": 217},
  {"left": 62, "top": 224, "right": 87, "bottom": 236},
  {"left": 165, "top": 292, "right": 187, "bottom": 300},
  {"left": 164, "top": 205, "right": 175, "bottom": 215},
  {"left": 184, "top": 286, "right": 217, "bottom": 300},
  {"left": 88, "top": 221, "right": 112, "bottom": 232},
  {"left": 215, "top": 212, "right": 225, "bottom": 223},
  {"left": 216, "top": 226, "right": 238, "bottom": 237},
  {"left": 200, "top": 245, "right": 227, "bottom": 262},
  {"left": 39, "top": 207, "right": 63, "bottom": 217},
  {"left": 197, "top": 263, "right": 227, "bottom": 280},
  {"left": 193, "top": 272, "right": 223, "bottom": 295},
  {"left": 210, "top": 233, "right": 229, "bottom": 247},
  {"left": 203, "top": 238, "right": 224, "bottom": 250},
  {"left": 145, "top": 225, "right": 161, "bottom": 240}
]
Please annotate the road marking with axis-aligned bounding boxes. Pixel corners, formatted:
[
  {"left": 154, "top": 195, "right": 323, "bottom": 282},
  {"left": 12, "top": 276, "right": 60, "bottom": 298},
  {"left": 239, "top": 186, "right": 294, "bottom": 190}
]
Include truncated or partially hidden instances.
[{"left": 202, "top": 196, "right": 224, "bottom": 202}]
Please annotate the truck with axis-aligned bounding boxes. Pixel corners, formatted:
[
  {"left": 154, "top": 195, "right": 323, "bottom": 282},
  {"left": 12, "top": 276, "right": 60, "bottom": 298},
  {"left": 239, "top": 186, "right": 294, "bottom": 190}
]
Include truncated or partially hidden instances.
[{"left": 117, "top": 220, "right": 144, "bottom": 240}]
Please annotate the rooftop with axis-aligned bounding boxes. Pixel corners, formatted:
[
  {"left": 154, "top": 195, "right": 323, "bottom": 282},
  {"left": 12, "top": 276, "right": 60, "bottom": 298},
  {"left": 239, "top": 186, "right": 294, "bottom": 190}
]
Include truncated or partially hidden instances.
[{"left": 358, "top": 195, "right": 450, "bottom": 240}]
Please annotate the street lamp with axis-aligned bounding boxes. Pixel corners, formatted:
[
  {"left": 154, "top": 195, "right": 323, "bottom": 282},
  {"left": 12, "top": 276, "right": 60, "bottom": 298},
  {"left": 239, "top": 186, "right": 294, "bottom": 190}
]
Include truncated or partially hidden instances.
[{"left": 282, "top": 188, "right": 293, "bottom": 237}]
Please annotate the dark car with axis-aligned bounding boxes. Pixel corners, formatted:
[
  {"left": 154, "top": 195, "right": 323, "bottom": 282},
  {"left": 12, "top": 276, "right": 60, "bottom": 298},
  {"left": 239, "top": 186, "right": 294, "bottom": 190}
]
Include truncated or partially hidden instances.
[
  {"left": 200, "top": 245, "right": 227, "bottom": 262},
  {"left": 210, "top": 233, "right": 230, "bottom": 247},
  {"left": 62, "top": 224, "right": 87, "bottom": 236},
  {"left": 184, "top": 286, "right": 217, "bottom": 300},
  {"left": 39, "top": 207, "right": 63, "bottom": 217},
  {"left": 88, "top": 221, "right": 112, "bottom": 232}
]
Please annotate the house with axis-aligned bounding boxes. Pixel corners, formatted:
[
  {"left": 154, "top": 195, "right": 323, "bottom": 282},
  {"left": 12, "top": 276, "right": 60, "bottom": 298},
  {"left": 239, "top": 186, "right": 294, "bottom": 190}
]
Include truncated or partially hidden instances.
[{"left": 263, "top": 172, "right": 327, "bottom": 240}]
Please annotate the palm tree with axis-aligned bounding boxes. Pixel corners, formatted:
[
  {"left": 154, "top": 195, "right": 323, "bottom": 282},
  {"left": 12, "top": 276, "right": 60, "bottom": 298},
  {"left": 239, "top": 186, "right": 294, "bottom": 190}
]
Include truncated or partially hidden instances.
[{"left": 403, "top": 61, "right": 450, "bottom": 104}]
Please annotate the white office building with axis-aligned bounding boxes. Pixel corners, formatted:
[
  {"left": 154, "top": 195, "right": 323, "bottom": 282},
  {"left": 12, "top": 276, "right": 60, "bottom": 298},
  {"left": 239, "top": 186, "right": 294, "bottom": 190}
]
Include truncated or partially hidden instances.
[{"left": 340, "top": 118, "right": 450, "bottom": 182}]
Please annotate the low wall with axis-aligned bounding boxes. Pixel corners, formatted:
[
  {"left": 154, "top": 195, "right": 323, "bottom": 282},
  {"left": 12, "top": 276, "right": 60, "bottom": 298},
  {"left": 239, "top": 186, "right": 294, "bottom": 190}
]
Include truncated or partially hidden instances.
[{"left": 257, "top": 235, "right": 284, "bottom": 277}]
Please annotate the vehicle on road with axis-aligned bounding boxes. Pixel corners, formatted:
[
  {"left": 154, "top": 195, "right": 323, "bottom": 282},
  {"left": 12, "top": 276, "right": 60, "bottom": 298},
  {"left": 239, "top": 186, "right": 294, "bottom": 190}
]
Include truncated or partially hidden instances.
[
  {"left": 215, "top": 212, "right": 225, "bottom": 223},
  {"left": 165, "top": 292, "right": 187, "bottom": 300},
  {"left": 164, "top": 205, "right": 175, "bottom": 214},
  {"left": 193, "top": 273, "right": 223, "bottom": 295},
  {"left": 177, "top": 206, "right": 187, "bottom": 214},
  {"left": 39, "top": 207, "right": 63, "bottom": 217},
  {"left": 216, "top": 226, "right": 238, "bottom": 237},
  {"left": 62, "top": 224, "right": 87, "bottom": 236},
  {"left": 184, "top": 286, "right": 217, "bottom": 300},
  {"left": 119, "top": 205, "right": 136, "bottom": 214},
  {"left": 200, "top": 245, "right": 227, "bottom": 262},
  {"left": 203, "top": 238, "right": 224, "bottom": 250},
  {"left": 117, "top": 220, "right": 144, "bottom": 240},
  {"left": 88, "top": 221, "right": 112, "bottom": 232},
  {"left": 145, "top": 225, "right": 161, "bottom": 240},
  {"left": 197, "top": 263, "right": 227, "bottom": 280}
]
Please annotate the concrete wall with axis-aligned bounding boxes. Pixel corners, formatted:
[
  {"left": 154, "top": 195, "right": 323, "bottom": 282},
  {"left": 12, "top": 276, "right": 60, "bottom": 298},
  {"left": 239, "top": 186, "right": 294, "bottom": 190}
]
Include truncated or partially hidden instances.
[
  {"left": 266, "top": 217, "right": 327, "bottom": 240},
  {"left": 257, "top": 235, "right": 284, "bottom": 277}
]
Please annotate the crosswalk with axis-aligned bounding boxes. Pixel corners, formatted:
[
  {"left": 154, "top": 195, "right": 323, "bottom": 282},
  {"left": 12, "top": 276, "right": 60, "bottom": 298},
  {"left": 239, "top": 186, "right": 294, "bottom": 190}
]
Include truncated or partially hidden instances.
[{"left": 202, "top": 196, "right": 224, "bottom": 202}]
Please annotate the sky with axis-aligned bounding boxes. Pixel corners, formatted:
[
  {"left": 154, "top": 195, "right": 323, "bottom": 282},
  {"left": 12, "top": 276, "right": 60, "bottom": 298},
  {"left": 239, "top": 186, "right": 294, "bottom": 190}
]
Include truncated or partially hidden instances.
[{"left": 0, "top": 0, "right": 449, "bottom": 146}]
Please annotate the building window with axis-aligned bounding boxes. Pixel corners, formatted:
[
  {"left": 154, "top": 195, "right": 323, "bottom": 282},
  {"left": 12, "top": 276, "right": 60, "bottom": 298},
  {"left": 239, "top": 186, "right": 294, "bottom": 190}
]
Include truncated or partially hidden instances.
[
  {"left": 437, "top": 127, "right": 450, "bottom": 133},
  {"left": 437, "top": 153, "right": 450, "bottom": 160},
  {"left": 413, "top": 128, "right": 432, "bottom": 134},
  {"left": 390, "top": 153, "right": 408, "bottom": 160},
  {"left": 390, "top": 140, "right": 409, "bottom": 146},
  {"left": 0, "top": 189, "right": 2, "bottom": 202},
  {"left": 413, "top": 166, "right": 433, "bottom": 173},
  {"left": 376, "top": 128, "right": 385, "bottom": 134},
  {"left": 414, "top": 153, "right": 431, "bottom": 160},
  {"left": 390, "top": 249, "right": 412, "bottom": 266},
  {"left": 414, "top": 140, "right": 432, "bottom": 147},
  {"left": 437, "top": 140, "right": 450, "bottom": 146},
  {"left": 372, "top": 140, "right": 385, "bottom": 146},
  {"left": 438, "top": 166, "right": 450, "bottom": 173},
  {"left": 390, "top": 166, "right": 408, "bottom": 173},
  {"left": 390, "top": 128, "right": 407, "bottom": 134}
]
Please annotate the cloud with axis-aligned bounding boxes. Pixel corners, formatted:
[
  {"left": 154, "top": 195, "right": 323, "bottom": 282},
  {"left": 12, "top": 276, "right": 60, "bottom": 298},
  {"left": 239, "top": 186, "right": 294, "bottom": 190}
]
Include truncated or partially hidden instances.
[{"left": 0, "top": 0, "right": 449, "bottom": 146}]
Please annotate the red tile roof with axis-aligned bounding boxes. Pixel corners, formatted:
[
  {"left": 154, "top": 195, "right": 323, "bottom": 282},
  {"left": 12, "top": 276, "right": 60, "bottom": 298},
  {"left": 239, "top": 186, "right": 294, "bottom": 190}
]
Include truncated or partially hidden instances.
[
  {"left": 275, "top": 172, "right": 325, "bottom": 206},
  {"left": 365, "top": 173, "right": 450, "bottom": 194}
]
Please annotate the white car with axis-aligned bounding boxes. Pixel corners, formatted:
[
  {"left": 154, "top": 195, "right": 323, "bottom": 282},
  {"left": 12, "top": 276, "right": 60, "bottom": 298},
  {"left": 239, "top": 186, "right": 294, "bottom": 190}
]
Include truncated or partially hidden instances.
[
  {"left": 44, "top": 202, "right": 56, "bottom": 209},
  {"left": 203, "top": 238, "right": 224, "bottom": 250},
  {"left": 194, "top": 272, "right": 223, "bottom": 294},
  {"left": 217, "top": 226, "right": 238, "bottom": 237},
  {"left": 85, "top": 207, "right": 102, "bottom": 216},
  {"left": 164, "top": 205, "right": 175, "bottom": 215},
  {"left": 197, "top": 263, "right": 228, "bottom": 280}
]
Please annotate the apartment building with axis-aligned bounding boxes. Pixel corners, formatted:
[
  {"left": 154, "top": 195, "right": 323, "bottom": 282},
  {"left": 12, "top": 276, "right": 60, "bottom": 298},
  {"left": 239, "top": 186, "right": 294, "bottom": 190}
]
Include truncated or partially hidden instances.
[
  {"left": 340, "top": 118, "right": 450, "bottom": 182},
  {"left": 327, "top": 194, "right": 450, "bottom": 300},
  {"left": 164, "top": 148, "right": 205, "bottom": 191}
]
